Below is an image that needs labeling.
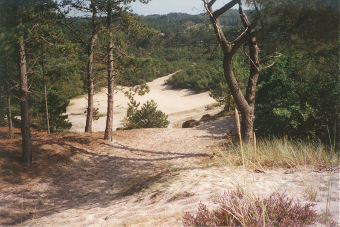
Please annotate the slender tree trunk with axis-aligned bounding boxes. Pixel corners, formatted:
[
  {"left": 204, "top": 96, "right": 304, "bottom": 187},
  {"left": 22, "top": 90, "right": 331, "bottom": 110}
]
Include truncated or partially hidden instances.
[
  {"left": 6, "top": 79, "right": 14, "bottom": 138},
  {"left": 18, "top": 16, "right": 32, "bottom": 164},
  {"left": 4, "top": 60, "right": 14, "bottom": 138},
  {"left": 41, "top": 40, "right": 50, "bottom": 135},
  {"left": 0, "top": 84, "right": 4, "bottom": 126},
  {"left": 104, "top": 0, "right": 115, "bottom": 141},
  {"left": 85, "top": 1, "right": 99, "bottom": 133}
]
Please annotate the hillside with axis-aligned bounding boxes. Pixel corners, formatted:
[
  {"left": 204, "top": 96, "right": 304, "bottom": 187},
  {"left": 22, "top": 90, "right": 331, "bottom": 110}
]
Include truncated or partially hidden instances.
[
  {"left": 66, "top": 73, "right": 224, "bottom": 132},
  {"left": 0, "top": 121, "right": 339, "bottom": 226}
]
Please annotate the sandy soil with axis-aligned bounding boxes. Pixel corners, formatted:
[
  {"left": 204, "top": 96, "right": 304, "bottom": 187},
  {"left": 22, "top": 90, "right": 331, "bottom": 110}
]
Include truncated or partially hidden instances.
[
  {"left": 0, "top": 75, "right": 339, "bottom": 226},
  {"left": 66, "top": 73, "right": 224, "bottom": 132},
  {"left": 0, "top": 121, "right": 339, "bottom": 226}
]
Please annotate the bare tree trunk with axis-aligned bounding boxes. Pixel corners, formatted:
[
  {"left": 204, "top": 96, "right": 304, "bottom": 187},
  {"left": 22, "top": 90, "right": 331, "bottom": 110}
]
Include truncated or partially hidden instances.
[
  {"left": 4, "top": 60, "right": 14, "bottom": 138},
  {"left": 41, "top": 40, "right": 50, "bottom": 135},
  {"left": 204, "top": 0, "right": 259, "bottom": 143},
  {"left": 18, "top": 16, "right": 32, "bottom": 164},
  {"left": 85, "top": 0, "right": 99, "bottom": 133},
  {"left": 104, "top": 0, "right": 115, "bottom": 141},
  {"left": 6, "top": 79, "right": 14, "bottom": 138},
  {"left": 0, "top": 84, "right": 4, "bottom": 126},
  {"left": 239, "top": 3, "right": 259, "bottom": 143}
]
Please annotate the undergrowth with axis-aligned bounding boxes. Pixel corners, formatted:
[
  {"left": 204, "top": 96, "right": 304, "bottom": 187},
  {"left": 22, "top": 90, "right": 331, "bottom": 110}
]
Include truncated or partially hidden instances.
[
  {"left": 218, "top": 137, "right": 338, "bottom": 169},
  {"left": 183, "top": 189, "right": 317, "bottom": 227}
]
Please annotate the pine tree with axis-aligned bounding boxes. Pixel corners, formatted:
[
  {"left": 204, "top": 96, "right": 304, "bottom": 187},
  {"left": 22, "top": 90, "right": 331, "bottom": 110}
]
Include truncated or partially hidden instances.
[{"left": 0, "top": 0, "right": 59, "bottom": 164}]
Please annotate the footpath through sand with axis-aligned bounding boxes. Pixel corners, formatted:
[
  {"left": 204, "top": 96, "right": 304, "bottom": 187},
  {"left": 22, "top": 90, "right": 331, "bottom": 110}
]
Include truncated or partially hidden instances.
[
  {"left": 66, "top": 73, "right": 224, "bottom": 132},
  {"left": 0, "top": 74, "right": 339, "bottom": 226},
  {"left": 0, "top": 123, "right": 339, "bottom": 226}
]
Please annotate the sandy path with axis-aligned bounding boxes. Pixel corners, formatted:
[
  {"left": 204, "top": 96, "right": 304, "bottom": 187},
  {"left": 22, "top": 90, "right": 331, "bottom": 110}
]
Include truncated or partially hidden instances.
[
  {"left": 1, "top": 75, "right": 339, "bottom": 227},
  {"left": 66, "top": 73, "right": 223, "bottom": 132},
  {"left": 0, "top": 121, "right": 339, "bottom": 227}
]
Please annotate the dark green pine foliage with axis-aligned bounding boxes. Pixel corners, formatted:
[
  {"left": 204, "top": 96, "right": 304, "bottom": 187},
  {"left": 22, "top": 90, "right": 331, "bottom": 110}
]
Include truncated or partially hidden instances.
[
  {"left": 246, "top": 0, "right": 339, "bottom": 53},
  {"left": 255, "top": 46, "right": 339, "bottom": 145},
  {"left": 0, "top": 0, "right": 60, "bottom": 164},
  {"left": 0, "top": 0, "right": 83, "bottom": 134},
  {"left": 245, "top": 0, "right": 339, "bottom": 146},
  {"left": 125, "top": 99, "right": 170, "bottom": 129}
]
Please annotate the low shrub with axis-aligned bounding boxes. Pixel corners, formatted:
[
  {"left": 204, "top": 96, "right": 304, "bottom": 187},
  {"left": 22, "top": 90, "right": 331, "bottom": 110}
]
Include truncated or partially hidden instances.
[
  {"left": 124, "top": 97, "right": 169, "bottom": 129},
  {"left": 183, "top": 189, "right": 317, "bottom": 227}
]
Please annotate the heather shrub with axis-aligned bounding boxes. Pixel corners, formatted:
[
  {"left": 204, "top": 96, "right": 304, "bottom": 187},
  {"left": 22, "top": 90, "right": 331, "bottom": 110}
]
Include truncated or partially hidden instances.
[{"left": 183, "top": 190, "right": 317, "bottom": 227}]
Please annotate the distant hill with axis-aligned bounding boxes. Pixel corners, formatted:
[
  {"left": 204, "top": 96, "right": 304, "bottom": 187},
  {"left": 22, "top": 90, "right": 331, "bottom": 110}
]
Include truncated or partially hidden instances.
[{"left": 137, "top": 10, "right": 250, "bottom": 30}]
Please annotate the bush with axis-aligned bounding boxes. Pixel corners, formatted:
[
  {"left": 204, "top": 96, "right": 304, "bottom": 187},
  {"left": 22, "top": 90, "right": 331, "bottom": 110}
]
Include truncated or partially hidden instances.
[
  {"left": 255, "top": 48, "right": 339, "bottom": 146},
  {"left": 84, "top": 107, "right": 101, "bottom": 121},
  {"left": 124, "top": 98, "right": 169, "bottom": 129},
  {"left": 31, "top": 89, "right": 72, "bottom": 132},
  {"left": 166, "top": 61, "right": 225, "bottom": 93},
  {"left": 183, "top": 189, "right": 317, "bottom": 227}
]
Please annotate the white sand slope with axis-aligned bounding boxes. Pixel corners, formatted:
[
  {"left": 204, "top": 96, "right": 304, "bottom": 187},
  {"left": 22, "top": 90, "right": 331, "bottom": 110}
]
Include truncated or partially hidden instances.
[{"left": 66, "top": 73, "right": 222, "bottom": 132}]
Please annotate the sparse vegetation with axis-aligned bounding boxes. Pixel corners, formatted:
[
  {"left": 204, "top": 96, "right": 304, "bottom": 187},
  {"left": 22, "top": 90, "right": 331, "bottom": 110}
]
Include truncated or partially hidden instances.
[
  {"left": 183, "top": 189, "right": 317, "bottom": 227},
  {"left": 124, "top": 99, "right": 170, "bottom": 129},
  {"left": 216, "top": 137, "right": 338, "bottom": 169},
  {"left": 183, "top": 136, "right": 339, "bottom": 226}
]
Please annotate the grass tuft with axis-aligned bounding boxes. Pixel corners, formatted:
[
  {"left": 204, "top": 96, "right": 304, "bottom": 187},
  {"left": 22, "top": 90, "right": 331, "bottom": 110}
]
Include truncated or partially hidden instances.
[{"left": 217, "top": 137, "right": 338, "bottom": 169}]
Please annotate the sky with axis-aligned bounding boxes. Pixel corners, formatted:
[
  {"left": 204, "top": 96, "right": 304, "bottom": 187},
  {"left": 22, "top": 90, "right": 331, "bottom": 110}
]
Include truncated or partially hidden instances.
[{"left": 128, "top": 0, "right": 240, "bottom": 16}]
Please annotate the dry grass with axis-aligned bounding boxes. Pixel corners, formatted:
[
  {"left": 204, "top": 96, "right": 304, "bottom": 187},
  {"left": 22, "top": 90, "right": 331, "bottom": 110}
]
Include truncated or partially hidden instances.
[
  {"left": 215, "top": 137, "right": 338, "bottom": 169},
  {"left": 204, "top": 135, "right": 339, "bottom": 226}
]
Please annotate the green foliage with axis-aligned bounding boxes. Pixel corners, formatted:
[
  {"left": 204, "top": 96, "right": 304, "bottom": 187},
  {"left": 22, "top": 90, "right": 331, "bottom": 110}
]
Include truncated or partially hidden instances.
[
  {"left": 31, "top": 89, "right": 72, "bottom": 132},
  {"left": 84, "top": 107, "right": 100, "bottom": 121},
  {"left": 255, "top": 47, "right": 339, "bottom": 145},
  {"left": 250, "top": 0, "right": 339, "bottom": 53},
  {"left": 125, "top": 99, "right": 169, "bottom": 129},
  {"left": 209, "top": 81, "right": 236, "bottom": 112},
  {"left": 166, "top": 61, "right": 223, "bottom": 93},
  {"left": 124, "top": 85, "right": 169, "bottom": 129},
  {"left": 165, "top": 50, "right": 249, "bottom": 97}
]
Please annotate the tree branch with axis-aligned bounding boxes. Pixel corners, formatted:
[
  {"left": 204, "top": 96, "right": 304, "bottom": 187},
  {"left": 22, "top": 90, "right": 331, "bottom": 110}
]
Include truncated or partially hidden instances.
[
  {"left": 231, "top": 27, "right": 248, "bottom": 44},
  {"left": 228, "top": 32, "right": 256, "bottom": 60},
  {"left": 238, "top": 2, "right": 251, "bottom": 28},
  {"left": 60, "top": 19, "right": 88, "bottom": 46},
  {"left": 203, "top": 0, "right": 229, "bottom": 51},
  {"left": 244, "top": 51, "right": 257, "bottom": 68},
  {"left": 39, "top": 35, "right": 54, "bottom": 46},
  {"left": 24, "top": 23, "right": 40, "bottom": 43},
  {"left": 253, "top": 0, "right": 264, "bottom": 29},
  {"left": 207, "top": 0, "right": 217, "bottom": 8},
  {"left": 260, "top": 61, "right": 275, "bottom": 71},
  {"left": 213, "top": 0, "right": 240, "bottom": 18},
  {"left": 259, "top": 52, "right": 282, "bottom": 64}
]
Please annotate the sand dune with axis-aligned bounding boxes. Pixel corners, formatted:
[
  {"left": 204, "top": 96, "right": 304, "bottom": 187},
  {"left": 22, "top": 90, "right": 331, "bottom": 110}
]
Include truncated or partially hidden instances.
[{"left": 66, "top": 73, "right": 223, "bottom": 132}]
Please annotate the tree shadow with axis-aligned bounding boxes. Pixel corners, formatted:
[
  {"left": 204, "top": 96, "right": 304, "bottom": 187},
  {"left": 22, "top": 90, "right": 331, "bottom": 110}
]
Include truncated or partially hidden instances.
[
  {"left": 195, "top": 115, "right": 237, "bottom": 139},
  {"left": 0, "top": 130, "right": 211, "bottom": 225}
]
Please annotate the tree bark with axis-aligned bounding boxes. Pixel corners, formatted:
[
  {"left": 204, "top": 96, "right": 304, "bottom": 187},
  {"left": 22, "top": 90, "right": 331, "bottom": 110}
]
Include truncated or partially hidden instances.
[
  {"left": 204, "top": 0, "right": 259, "bottom": 143},
  {"left": 239, "top": 3, "right": 259, "bottom": 142},
  {"left": 0, "top": 84, "right": 4, "bottom": 126},
  {"left": 6, "top": 79, "right": 14, "bottom": 138},
  {"left": 18, "top": 15, "right": 32, "bottom": 164},
  {"left": 85, "top": 0, "right": 99, "bottom": 133},
  {"left": 41, "top": 40, "right": 50, "bottom": 135},
  {"left": 104, "top": 0, "right": 115, "bottom": 141}
]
